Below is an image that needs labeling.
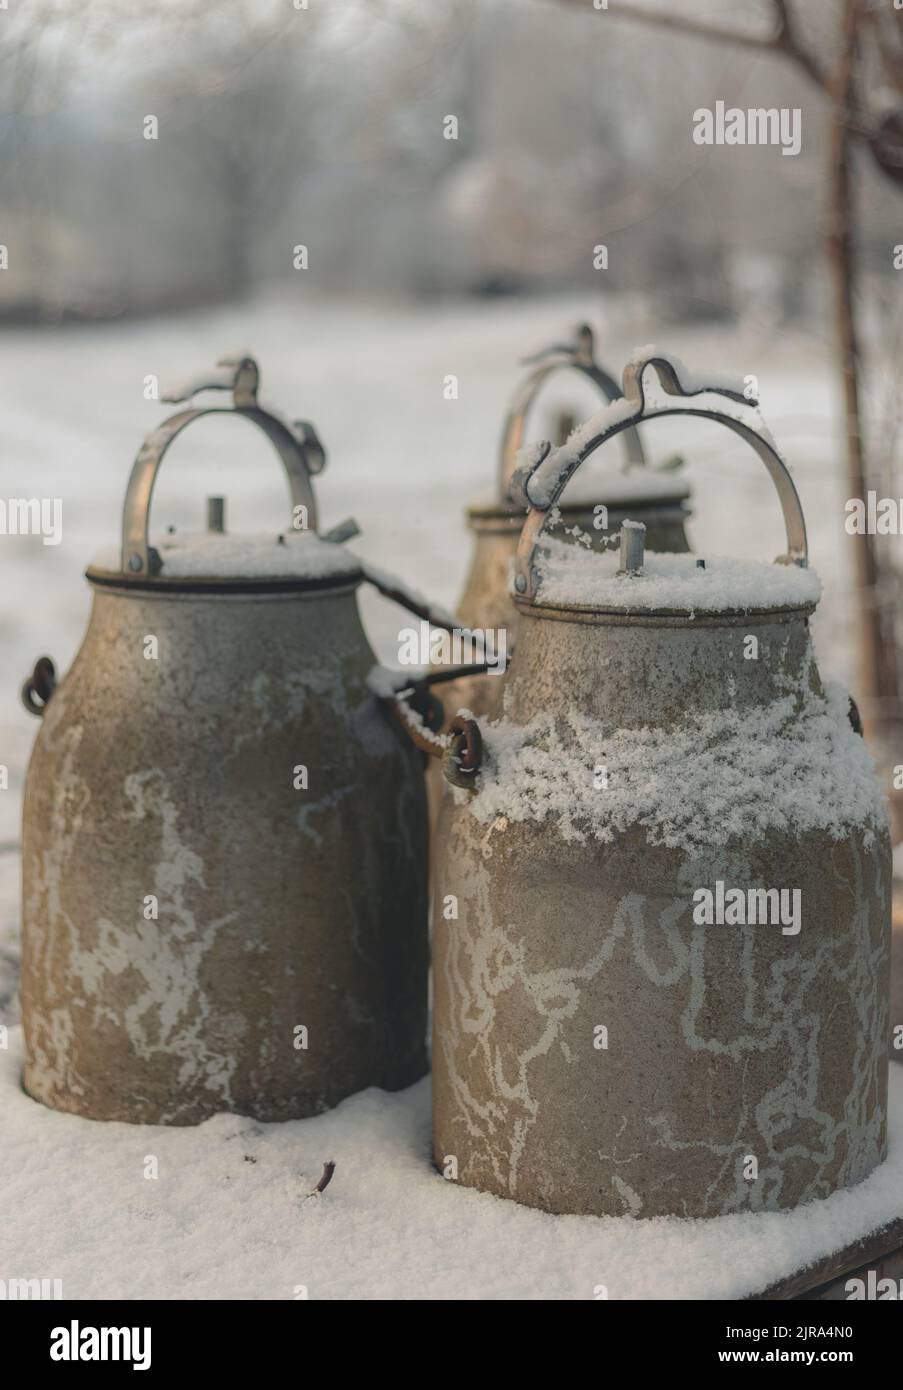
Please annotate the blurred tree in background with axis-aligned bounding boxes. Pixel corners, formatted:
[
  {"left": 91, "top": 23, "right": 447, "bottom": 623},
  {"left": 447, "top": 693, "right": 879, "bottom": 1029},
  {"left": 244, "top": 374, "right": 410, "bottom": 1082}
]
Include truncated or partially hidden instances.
[
  {"left": 2, "top": 0, "right": 891, "bottom": 319},
  {"left": 3, "top": 0, "right": 903, "bottom": 823}
]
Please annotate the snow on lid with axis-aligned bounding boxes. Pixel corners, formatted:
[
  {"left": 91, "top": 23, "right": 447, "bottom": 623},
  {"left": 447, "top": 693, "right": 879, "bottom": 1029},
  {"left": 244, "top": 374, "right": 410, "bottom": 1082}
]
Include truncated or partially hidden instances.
[
  {"left": 89, "top": 530, "right": 360, "bottom": 582},
  {"left": 468, "top": 683, "right": 888, "bottom": 854},
  {"left": 531, "top": 540, "right": 821, "bottom": 613}
]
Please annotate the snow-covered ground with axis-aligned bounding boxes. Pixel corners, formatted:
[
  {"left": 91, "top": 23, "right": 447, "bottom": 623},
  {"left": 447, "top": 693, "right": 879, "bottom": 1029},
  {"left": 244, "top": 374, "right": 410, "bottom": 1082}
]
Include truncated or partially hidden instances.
[
  {"left": 0, "top": 1026, "right": 900, "bottom": 1301},
  {"left": 0, "top": 292, "right": 892, "bottom": 1299}
]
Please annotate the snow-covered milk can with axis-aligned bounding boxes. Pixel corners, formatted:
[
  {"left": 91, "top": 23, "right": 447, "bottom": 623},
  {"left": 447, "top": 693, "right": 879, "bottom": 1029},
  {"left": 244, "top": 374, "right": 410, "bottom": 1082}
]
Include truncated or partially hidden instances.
[
  {"left": 444, "top": 324, "right": 692, "bottom": 724},
  {"left": 20, "top": 355, "right": 432, "bottom": 1125},
  {"left": 432, "top": 350, "right": 891, "bottom": 1218}
]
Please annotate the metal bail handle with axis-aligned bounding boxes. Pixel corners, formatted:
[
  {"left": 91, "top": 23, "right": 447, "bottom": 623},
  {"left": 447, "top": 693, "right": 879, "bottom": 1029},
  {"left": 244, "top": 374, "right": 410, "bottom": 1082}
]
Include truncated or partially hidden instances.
[
  {"left": 511, "top": 351, "right": 809, "bottom": 601},
  {"left": 121, "top": 354, "right": 326, "bottom": 577},
  {"left": 498, "top": 323, "right": 646, "bottom": 501}
]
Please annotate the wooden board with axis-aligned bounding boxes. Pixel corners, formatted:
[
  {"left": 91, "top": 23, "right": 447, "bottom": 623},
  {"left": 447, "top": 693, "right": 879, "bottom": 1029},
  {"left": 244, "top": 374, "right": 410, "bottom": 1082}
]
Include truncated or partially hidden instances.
[
  {"left": 752, "top": 1052, "right": 903, "bottom": 1300},
  {"left": 751, "top": 1216, "right": 903, "bottom": 1300}
]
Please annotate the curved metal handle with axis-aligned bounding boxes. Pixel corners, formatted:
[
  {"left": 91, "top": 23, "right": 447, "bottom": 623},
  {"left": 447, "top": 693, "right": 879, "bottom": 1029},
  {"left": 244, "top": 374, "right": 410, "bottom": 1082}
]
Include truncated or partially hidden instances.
[
  {"left": 498, "top": 323, "right": 646, "bottom": 499},
  {"left": 120, "top": 354, "right": 325, "bottom": 577},
  {"left": 512, "top": 350, "right": 808, "bottom": 602}
]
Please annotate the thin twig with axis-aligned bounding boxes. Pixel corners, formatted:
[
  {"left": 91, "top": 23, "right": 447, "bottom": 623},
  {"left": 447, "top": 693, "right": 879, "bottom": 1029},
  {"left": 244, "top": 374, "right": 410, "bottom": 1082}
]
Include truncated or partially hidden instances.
[
  {"left": 554, "top": 0, "right": 903, "bottom": 190},
  {"left": 593, "top": 1, "right": 785, "bottom": 55},
  {"left": 305, "top": 1160, "right": 336, "bottom": 1200}
]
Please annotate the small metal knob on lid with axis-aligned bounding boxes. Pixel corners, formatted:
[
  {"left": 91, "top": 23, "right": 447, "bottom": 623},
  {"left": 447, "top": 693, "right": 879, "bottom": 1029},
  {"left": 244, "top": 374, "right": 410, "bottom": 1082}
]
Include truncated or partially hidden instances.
[
  {"left": 207, "top": 497, "right": 226, "bottom": 534},
  {"left": 618, "top": 520, "right": 645, "bottom": 577}
]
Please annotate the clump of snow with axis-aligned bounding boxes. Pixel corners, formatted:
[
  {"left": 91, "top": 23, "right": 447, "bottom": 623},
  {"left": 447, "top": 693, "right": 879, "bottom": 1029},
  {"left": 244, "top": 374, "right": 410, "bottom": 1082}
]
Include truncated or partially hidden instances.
[
  {"left": 90, "top": 530, "right": 360, "bottom": 581},
  {"left": 0, "top": 1025, "right": 901, "bottom": 1299},
  {"left": 531, "top": 541, "right": 821, "bottom": 613},
  {"left": 469, "top": 683, "right": 887, "bottom": 854}
]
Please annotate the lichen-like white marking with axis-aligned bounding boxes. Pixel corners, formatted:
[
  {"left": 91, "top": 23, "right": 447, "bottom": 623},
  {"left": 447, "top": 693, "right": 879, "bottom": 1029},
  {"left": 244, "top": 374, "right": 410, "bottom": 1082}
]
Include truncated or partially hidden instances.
[
  {"left": 435, "top": 831, "right": 888, "bottom": 1217},
  {"left": 25, "top": 727, "right": 240, "bottom": 1115}
]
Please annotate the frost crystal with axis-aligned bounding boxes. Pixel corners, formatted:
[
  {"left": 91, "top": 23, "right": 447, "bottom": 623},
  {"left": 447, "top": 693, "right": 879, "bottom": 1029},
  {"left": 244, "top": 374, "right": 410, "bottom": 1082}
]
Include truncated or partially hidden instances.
[
  {"left": 532, "top": 543, "right": 821, "bottom": 613},
  {"left": 91, "top": 530, "right": 358, "bottom": 581},
  {"left": 470, "top": 683, "right": 888, "bottom": 854}
]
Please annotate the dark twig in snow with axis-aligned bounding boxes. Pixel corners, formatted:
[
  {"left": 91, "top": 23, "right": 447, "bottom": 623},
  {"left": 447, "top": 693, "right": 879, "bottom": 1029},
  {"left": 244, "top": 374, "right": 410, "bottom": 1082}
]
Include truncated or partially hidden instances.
[{"left": 306, "top": 1160, "right": 336, "bottom": 1200}]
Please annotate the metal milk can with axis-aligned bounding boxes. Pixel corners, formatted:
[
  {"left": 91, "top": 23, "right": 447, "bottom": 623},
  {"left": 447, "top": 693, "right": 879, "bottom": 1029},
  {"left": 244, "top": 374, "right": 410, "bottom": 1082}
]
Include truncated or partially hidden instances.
[
  {"left": 431, "top": 351, "right": 891, "bottom": 1219},
  {"left": 20, "top": 355, "right": 436, "bottom": 1126},
  {"left": 444, "top": 324, "right": 692, "bottom": 724}
]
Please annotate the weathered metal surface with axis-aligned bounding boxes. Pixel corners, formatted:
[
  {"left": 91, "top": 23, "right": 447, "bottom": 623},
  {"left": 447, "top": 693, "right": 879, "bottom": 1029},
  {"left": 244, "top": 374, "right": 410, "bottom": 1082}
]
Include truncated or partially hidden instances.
[
  {"left": 20, "top": 355, "right": 429, "bottom": 1126},
  {"left": 432, "top": 603, "right": 891, "bottom": 1218},
  {"left": 431, "top": 356, "right": 890, "bottom": 1219},
  {"left": 22, "top": 581, "right": 428, "bottom": 1125}
]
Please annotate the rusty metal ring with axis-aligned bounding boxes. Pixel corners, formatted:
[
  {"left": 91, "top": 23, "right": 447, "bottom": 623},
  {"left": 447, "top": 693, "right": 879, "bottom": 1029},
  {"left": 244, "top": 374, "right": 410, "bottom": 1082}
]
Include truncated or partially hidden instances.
[
  {"left": 22, "top": 656, "right": 56, "bottom": 717},
  {"left": 448, "top": 715, "right": 483, "bottom": 776}
]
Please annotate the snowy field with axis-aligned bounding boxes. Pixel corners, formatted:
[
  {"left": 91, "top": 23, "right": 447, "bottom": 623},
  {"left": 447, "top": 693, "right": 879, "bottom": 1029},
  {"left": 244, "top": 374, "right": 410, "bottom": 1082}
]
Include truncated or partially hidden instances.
[
  {"left": 0, "top": 292, "right": 895, "bottom": 1299},
  {"left": 0, "top": 1026, "right": 901, "bottom": 1301}
]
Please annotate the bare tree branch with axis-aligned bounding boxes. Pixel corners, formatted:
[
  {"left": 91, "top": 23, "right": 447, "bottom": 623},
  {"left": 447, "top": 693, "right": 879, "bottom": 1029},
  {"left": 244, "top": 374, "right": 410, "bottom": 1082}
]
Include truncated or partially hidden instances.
[
  {"left": 550, "top": 0, "right": 903, "bottom": 774},
  {"left": 553, "top": 0, "right": 903, "bottom": 192},
  {"left": 771, "top": 0, "right": 829, "bottom": 89},
  {"left": 588, "top": 1, "right": 784, "bottom": 55},
  {"left": 863, "top": 3, "right": 903, "bottom": 98},
  {"left": 558, "top": 1, "right": 830, "bottom": 86}
]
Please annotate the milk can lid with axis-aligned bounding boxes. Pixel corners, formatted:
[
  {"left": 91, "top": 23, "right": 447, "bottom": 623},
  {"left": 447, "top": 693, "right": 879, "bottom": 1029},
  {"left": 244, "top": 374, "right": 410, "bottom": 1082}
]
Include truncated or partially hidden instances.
[
  {"left": 87, "top": 529, "right": 362, "bottom": 593},
  {"left": 529, "top": 539, "right": 822, "bottom": 616}
]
